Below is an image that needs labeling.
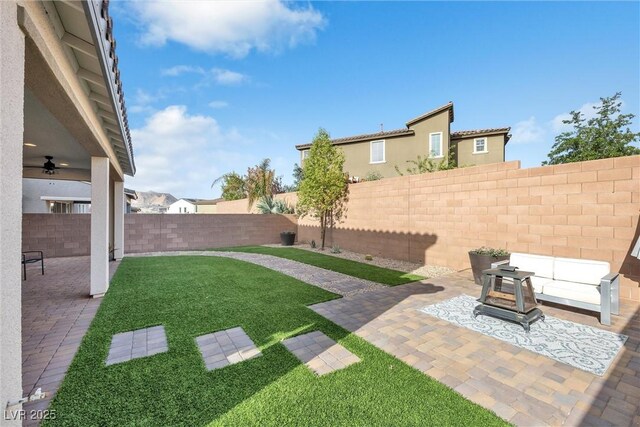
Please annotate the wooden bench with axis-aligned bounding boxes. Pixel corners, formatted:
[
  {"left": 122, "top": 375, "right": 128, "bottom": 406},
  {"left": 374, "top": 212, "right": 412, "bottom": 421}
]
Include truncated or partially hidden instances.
[
  {"left": 492, "top": 253, "right": 619, "bottom": 325},
  {"left": 22, "top": 251, "right": 44, "bottom": 280}
]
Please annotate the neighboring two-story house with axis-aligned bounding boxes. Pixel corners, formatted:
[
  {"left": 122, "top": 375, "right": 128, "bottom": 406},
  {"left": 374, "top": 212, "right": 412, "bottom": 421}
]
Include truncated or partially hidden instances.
[{"left": 295, "top": 102, "right": 511, "bottom": 180}]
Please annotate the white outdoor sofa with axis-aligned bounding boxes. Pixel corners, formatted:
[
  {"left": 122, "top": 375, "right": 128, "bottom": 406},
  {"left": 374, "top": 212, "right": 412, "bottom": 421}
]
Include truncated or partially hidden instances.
[{"left": 492, "top": 253, "right": 620, "bottom": 325}]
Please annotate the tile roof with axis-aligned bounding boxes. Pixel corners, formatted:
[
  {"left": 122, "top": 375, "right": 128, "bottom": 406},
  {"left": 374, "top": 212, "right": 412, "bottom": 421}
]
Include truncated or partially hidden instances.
[
  {"left": 96, "top": 0, "right": 135, "bottom": 175},
  {"left": 451, "top": 127, "right": 511, "bottom": 139},
  {"left": 296, "top": 128, "right": 413, "bottom": 149}
]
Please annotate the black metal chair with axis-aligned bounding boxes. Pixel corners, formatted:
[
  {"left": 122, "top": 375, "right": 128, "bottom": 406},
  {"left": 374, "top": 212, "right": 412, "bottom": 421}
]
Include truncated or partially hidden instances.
[{"left": 22, "top": 251, "right": 44, "bottom": 280}]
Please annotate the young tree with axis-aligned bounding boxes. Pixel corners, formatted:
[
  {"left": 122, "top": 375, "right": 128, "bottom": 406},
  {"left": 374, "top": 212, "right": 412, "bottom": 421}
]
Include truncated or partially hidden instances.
[
  {"left": 212, "top": 172, "right": 246, "bottom": 201},
  {"left": 297, "top": 128, "right": 349, "bottom": 250},
  {"left": 543, "top": 92, "right": 640, "bottom": 165}
]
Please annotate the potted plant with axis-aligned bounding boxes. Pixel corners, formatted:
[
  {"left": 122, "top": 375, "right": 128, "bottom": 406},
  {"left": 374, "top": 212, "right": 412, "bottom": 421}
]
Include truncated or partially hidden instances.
[
  {"left": 468, "top": 247, "right": 510, "bottom": 285},
  {"left": 280, "top": 231, "right": 296, "bottom": 246}
]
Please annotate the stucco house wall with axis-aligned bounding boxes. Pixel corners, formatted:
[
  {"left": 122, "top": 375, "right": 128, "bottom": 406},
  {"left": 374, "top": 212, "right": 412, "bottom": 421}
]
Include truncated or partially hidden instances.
[
  {"left": 22, "top": 178, "right": 91, "bottom": 213},
  {"left": 298, "top": 103, "right": 509, "bottom": 180},
  {"left": 452, "top": 134, "right": 507, "bottom": 167},
  {"left": 168, "top": 199, "right": 197, "bottom": 214}
]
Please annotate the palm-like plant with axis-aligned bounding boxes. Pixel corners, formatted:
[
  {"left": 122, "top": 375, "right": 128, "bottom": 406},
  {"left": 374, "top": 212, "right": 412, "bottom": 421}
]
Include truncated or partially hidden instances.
[
  {"left": 245, "top": 159, "right": 276, "bottom": 209},
  {"left": 256, "top": 196, "right": 295, "bottom": 214}
]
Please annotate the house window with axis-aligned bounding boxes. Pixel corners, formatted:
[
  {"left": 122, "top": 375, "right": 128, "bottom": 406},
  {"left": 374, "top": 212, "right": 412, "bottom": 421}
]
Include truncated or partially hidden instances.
[
  {"left": 302, "top": 150, "right": 310, "bottom": 160},
  {"left": 429, "top": 132, "right": 443, "bottom": 158},
  {"left": 474, "top": 137, "right": 488, "bottom": 154},
  {"left": 370, "top": 140, "right": 385, "bottom": 163},
  {"left": 49, "top": 201, "right": 71, "bottom": 214}
]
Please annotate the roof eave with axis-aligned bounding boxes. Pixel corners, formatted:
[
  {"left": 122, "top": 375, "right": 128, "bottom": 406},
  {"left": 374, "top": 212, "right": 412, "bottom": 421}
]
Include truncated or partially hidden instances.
[
  {"left": 295, "top": 130, "right": 414, "bottom": 150},
  {"left": 405, "top": 102, "right": 454, "bottom": 128},
  {"left": 83, "top": 1, "right": 135, "bottom": 176},
  {"left": 450, "top": 129, "right": 511, "bottom": 140}
]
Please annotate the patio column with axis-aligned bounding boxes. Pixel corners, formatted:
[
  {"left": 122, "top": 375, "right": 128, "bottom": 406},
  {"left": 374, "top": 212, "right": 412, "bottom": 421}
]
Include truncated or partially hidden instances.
[
  {"left": 91, "top": 157, "right": 110, "bottom": 297},
  {"left": 113, "top": 180, "right": 125, "bottom": 260},
  {"left": 0, "top": 0, "right": 25, "bottom": 420}
]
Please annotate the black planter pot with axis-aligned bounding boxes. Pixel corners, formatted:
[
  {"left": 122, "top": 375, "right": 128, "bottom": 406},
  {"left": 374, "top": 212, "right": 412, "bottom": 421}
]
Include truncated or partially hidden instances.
[
  {"left": 468, "top": 252, "right": 510, "bottom": 285},
  {"left": 280, "top": 232, "right": 296, "bottom": 246}
]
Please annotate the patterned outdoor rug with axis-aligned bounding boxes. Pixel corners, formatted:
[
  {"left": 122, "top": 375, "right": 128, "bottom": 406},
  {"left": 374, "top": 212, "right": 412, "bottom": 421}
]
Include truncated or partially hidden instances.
[{"left": 419, "top": 295, "right": 628, "bottom": 376}]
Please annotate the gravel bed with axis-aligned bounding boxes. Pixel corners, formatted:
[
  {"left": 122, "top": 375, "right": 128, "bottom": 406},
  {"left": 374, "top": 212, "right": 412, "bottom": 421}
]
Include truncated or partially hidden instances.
[{"left": 262, "top": 244, "right": 456, "bottom": 279}]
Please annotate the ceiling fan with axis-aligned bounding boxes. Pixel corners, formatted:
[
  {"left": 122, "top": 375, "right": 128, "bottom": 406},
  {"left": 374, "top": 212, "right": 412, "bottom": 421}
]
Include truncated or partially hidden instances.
[
  {"left": 23, "top": 156, "right": 62, "bottom": 175},
  {"left": 41, "top": 156, "right": 58, "bottom": 175}
]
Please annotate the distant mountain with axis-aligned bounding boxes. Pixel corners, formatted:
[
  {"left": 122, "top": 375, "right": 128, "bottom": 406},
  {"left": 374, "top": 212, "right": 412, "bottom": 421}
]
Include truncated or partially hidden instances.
[{"left": 131, "top": 191, "right": 177, "bottom": 213}]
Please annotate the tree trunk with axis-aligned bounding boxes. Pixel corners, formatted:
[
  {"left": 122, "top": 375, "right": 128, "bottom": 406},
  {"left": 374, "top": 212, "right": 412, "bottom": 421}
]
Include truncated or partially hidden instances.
[{"left": 320, "top": 211, "right": 326, "bottom": 250}]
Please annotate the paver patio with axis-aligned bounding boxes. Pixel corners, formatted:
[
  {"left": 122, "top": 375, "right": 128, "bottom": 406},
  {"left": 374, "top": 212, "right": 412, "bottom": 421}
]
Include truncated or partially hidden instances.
[
  {"left": 20, "top": 251, "right": 640, "bottom": 426},
  {"left": 309, "top": 273, "right": 640, "bottom": 426},
  {"left": 21, "top": 256, "right": 119, "bottom": 426}
]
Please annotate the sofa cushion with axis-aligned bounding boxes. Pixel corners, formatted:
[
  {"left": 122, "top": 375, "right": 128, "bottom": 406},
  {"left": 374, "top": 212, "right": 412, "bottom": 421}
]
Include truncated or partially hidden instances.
[
  {"left": 542, "top": 280, "right": 601, "bottom": 305},
  {"left": 529, "top": 276, "right": 553, "bottom": 293},
  {"left": 553, "top": 257, "right": 610, "bottom": 285},
  {"left": 510, "top": 253, "right": 554, "bottom": 279}
]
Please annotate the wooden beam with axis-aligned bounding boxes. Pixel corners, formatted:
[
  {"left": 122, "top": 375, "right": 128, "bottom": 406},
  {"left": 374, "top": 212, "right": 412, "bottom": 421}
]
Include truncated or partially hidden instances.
[
  {"left": 103, "top": 122, "right": 120, "bottom": 133},
  {"left": 61, "top": 32, "right": 97, "bottom": 58},
  {"left": 89, "top": 91, "right": 111, "bottom": 107},
  {"left": 97, "top": 108, "right": 117, "bottom": 122},
  {"left": 77, "top": 67, "right": 103, "bottom": 86}
]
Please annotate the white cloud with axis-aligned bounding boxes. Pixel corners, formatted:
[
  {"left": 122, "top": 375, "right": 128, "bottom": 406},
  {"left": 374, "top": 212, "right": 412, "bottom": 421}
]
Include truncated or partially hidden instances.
[
  {"left": 208, "top": 100, "right": 229, "bottom": 109},
  {"left": 509, "top": 116, "right": 547, "bottom": 145},
  {"left": 130, "top": 0, "right": 326, "bottom": 57},
  {"left": 550, "top": 102, "right": 600, "bottom": 133},
  {"left": 211, "top": 68, "right": 247, "bottom": 85},
  {"left": 161, "top": 65, "right": 205, "bottom": 77},
  {"left": 128, "top": 89, "right": 164, "bottom": 114},
  {"left": 126, "top": 105, "right": 256, "bottom": 198}
]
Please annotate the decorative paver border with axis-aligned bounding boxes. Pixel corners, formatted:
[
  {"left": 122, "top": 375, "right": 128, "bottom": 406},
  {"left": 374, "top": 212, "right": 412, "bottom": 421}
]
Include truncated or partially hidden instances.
[
  {"left": 106, "top": 325, "right": 168, "bottom": 366},
  {"left": 196, "top": 327, "right": 261, "bottom": 371},
  {"left": 282, "top": 331, "right": 360, "bottom": 376}
]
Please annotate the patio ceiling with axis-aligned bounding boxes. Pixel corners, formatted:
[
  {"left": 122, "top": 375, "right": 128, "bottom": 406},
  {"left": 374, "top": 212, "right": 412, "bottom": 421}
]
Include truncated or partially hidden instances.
[
  {"left": 21, "top": 0, "right": 134, "bottom": 179},
  {"left": 23, "top": 88, "right": 91, "bottom": 179}
]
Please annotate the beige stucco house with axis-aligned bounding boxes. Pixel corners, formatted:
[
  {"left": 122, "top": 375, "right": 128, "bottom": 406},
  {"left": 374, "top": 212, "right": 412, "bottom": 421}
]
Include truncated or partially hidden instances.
[
  {"left": 296, "top": 102, "right": 511, "bottom": 180},
  {"left": 1, "top": 0, "right": 134, "bottom": 420},
  {"left": 195, "top": 198, "right": 223, "bottom": 214}
]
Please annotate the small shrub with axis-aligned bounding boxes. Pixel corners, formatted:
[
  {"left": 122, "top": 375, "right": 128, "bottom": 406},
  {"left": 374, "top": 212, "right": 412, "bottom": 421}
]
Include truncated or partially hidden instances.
[
  {"left": 364, "top": 170, "right": 383, "bottom": 181},
  {"left": 330, "top": 245, "right": 341, "bottom": 254},
  {"left": 469, "top": 247, "right": 510, "bottom": 257},
  {"left": 364, "top": 254, "right": 373, "bottom": 261},
  {"left": 310, "top": 240, "right": 316, "bottom": 249}
]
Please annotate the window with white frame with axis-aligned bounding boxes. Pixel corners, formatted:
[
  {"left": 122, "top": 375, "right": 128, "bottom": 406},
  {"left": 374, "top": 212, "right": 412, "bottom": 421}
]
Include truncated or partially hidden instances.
[
  {"left": 429, "top": 132, "right": 443, "bottom": 158},
  {"left": 474, "top": 137, "right": 488, "bottom": 154},
  {"left": 370, "top": 140, "right": 385, "bottom": 163},
  {"left": 302, "top": 150, "right": 310, "bottom": 160}
]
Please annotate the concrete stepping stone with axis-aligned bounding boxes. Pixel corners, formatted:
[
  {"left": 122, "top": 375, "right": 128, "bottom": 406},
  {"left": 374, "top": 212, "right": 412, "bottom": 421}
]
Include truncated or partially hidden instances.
[
  {"left": 196, "top": 327, "right": 261, "bottom": 371},
  {"left": 282, "top": 331, "right": 360, "bottom": 376},
  {"left": 106, "top": 325, "right": 168, "bottom": 366}
]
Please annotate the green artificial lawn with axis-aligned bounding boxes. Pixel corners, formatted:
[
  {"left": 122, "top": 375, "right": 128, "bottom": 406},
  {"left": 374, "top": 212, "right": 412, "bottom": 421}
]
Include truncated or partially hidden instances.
[
  {"left": 46, "top": 256, "right": 506, "bottom": 426},
  {"left": 214, "top": 246, "right": 425, "bottom": 286}
]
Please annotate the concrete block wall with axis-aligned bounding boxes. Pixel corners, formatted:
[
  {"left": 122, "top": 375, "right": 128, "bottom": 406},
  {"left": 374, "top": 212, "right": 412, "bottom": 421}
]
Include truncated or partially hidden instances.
[
  {"left": 22, "top": 214, "right": 91, "bottom": 257},
  {"left": 219, "top": 157, "right": 640, "bottom": 302},
  {"left": 22, "top": 213, "right": 297, "bottom": 257},
  {"left": 124, "top": 214, "right": 297, "bottom": 253}
]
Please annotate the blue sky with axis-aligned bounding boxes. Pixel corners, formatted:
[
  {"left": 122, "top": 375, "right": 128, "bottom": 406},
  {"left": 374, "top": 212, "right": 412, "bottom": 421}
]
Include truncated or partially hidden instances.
[{"left": 112, "top": 1, "right": 640, "bottom": 199}]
